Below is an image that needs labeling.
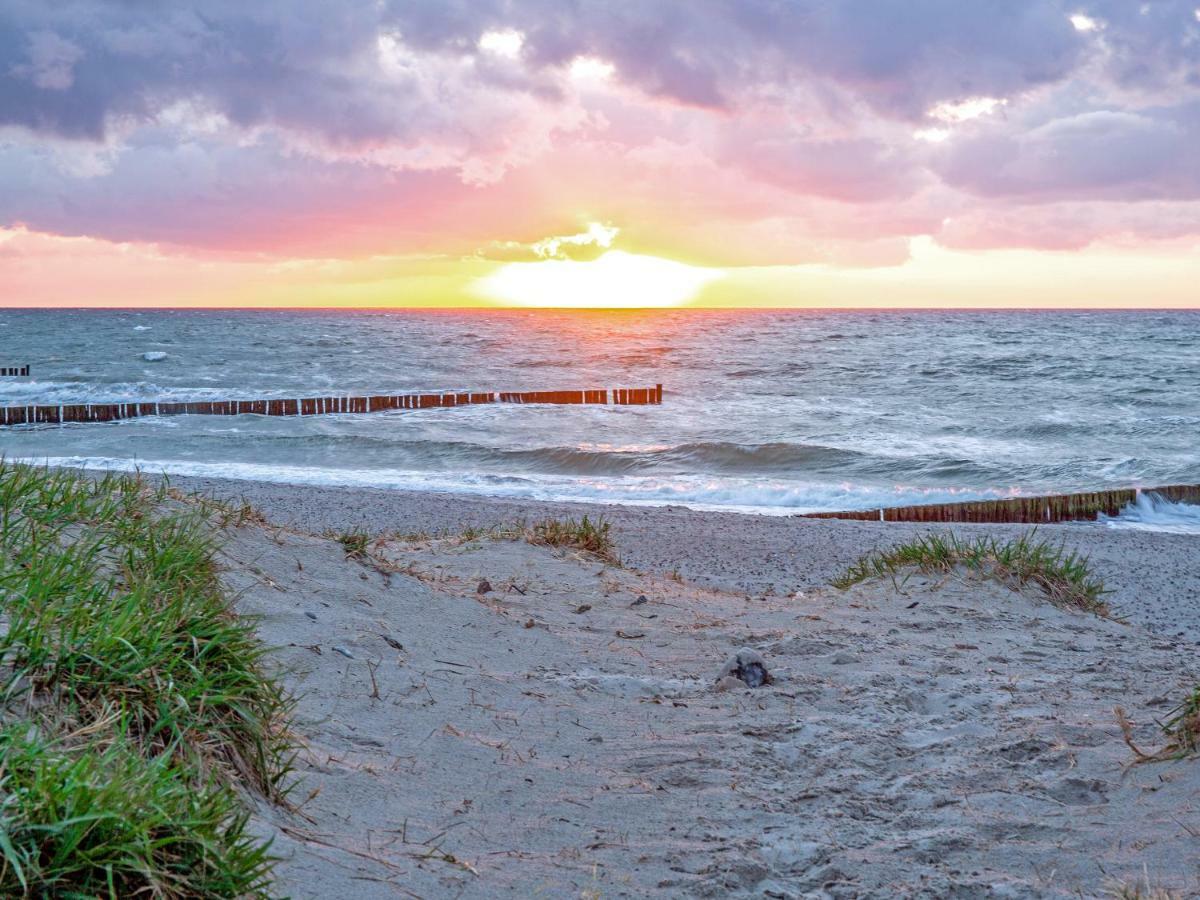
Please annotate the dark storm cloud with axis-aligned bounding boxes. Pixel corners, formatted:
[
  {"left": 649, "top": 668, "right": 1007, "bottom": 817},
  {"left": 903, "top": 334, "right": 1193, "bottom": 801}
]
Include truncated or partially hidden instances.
[{"left": 0, "top": 0, "right": 1097, "bottom": 140}]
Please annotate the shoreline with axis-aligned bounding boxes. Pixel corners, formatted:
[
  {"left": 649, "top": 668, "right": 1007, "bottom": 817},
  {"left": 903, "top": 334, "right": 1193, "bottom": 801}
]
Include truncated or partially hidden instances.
[{"left": 153, "top": 470, "right": 1200, "bottom": 643}]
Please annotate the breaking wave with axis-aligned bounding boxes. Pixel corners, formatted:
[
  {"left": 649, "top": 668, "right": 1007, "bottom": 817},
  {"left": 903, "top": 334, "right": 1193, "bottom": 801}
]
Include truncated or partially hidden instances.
[
  {"left": 1101, "top": 492, "right": 1200, "bottom": 535},
  {"left": 15, "top": 455, "right": 1012, "bottom": 516}
]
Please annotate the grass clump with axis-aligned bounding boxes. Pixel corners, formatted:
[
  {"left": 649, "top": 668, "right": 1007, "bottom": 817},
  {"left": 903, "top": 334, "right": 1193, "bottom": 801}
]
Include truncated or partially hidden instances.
[
  {"left": 831, "top": 530, "right": 1108, "bottom": 615},
  {"left": 0, "top": 722, "right": 273, "bottom": 896},
  {"left": 1160, "top": 688, "right": 1200, "bottom": 757},
  {"left": 525, "top": 516, "right": 617, "bottom": 563},
  {"left": 332, "top": 528, "right": 370, "bottom": 559},
  {"left": 0, "top": 460, "right": 293, "bottom": 896},
  {"left": 1105, "top": 873, "right": 1188, "bottom": 899}
]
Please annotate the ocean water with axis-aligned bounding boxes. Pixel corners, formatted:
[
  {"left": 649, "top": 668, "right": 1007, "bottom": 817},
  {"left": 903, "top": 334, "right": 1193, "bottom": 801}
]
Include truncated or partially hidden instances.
[{"left": 1, "top": 308, "right": 1199, "bottom": 529}]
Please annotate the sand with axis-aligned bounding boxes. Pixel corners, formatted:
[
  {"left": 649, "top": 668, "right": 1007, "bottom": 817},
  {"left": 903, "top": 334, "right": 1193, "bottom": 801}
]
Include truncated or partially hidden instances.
[
  {"left": 169, "top": 474, "right": 1200, "bottom": 642},
  {"left": 178, "top": 478, "right": 1200, "bottom": 898}
]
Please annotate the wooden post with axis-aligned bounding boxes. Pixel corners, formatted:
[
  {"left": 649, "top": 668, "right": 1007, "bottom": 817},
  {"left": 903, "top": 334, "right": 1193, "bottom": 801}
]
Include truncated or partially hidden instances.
[
  {"left": 2, "top": 384, "right": 665, "bottom": 426},
  {"left": 801, "top": 485, "right": 1162, "bottom": 525}
]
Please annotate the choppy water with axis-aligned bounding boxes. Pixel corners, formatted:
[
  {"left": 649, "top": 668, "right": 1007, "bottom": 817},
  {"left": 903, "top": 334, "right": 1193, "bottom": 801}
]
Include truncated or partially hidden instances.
[{"left": 1, "top": 309, "right": 1198, "bottom": 528}]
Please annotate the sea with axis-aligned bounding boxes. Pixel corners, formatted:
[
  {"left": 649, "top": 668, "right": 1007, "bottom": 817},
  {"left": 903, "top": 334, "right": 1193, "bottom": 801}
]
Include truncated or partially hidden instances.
[{"left": 1, "top": 308, "right": 1198, "bottom": 531}]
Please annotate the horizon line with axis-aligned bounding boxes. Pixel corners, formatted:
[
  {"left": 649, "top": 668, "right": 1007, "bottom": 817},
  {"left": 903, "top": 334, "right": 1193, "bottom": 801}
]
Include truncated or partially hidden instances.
[{"left": 3, "top": 305, "right": 1199, "bottom": 313}]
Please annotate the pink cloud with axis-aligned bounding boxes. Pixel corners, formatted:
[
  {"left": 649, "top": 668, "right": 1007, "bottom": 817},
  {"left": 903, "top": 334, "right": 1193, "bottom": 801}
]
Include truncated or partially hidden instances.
[{"left": 2, "top": 0, "right": 1200, "bottom": 276}]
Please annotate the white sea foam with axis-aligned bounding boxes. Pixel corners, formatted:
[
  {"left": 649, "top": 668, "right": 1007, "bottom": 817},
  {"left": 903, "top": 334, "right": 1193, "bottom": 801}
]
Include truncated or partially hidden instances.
[
  {"left": 1101, "top": 492, "right": 1200, "bottom": 535},
  {"left": 142, "top": 351, "right": 168, "bottom": 362},
  {"left": 13, "top": 455, "right": 1008, "bottom": 516},
  {"left": 0, "top": 381, "right": 285, "bottom": 405}
]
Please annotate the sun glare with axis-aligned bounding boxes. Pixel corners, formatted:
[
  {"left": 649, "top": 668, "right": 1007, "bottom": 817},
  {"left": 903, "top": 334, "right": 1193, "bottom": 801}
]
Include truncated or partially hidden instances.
[{"left": 473, "top": 250, "right": 723, "bottom": 308}]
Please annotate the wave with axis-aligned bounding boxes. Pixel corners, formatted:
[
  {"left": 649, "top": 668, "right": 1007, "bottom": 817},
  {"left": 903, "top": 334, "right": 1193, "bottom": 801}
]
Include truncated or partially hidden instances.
[
  {"left": 16, "top": 455, "right": 1015, "bottom": 516},
  {"left": 0, "top": 381, "right": 264, "bottom": 405},
  {"left": 1100, "top": 492, "right": 1200, "bottom": 535},
  {"left": 656, "top": 440, "right": 869, "bottom": 472},
  {"left": 191, "top": 436, "right": 878, "bottom": 476}
]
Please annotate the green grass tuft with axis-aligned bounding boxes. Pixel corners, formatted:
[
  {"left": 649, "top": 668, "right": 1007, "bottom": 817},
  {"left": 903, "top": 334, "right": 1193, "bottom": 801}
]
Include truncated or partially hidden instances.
[
  {"left": 332, "top": 528, "right": 370, "bottom": 559},
  {"left": 831, "top": 531, "right": 1109, "bottom": 615},
  {"left": 0, "top": 460, "right": 293, "bottom": 896},
  {"left": 0, "top": 721, "right": 274, "bottom": 896},
  {"left": 524, "top": 516, "right": 617, "bottom": 563}
]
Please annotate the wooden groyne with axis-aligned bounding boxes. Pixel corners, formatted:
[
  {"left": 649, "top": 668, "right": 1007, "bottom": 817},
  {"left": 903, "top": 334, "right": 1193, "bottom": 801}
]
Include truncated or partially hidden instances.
[
  {"left": 1, "top": 365, "right": 29, "bottom": 377},
  {"left": 801, "top": 484, "right": 1200, "bottom": 525},
  {"left": 0, "top": 384, "right": 663, "bottom": 427}
]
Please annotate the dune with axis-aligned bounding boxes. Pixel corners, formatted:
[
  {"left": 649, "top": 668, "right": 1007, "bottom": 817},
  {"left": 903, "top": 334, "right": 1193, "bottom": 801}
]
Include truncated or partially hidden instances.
[{"left": 213, "top": 513, "right": 1200, "bottom": 897}]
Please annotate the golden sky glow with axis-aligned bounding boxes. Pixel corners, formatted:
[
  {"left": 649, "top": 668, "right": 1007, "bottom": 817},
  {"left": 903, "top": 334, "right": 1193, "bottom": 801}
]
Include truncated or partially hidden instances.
[{"left": 4, "top": 225, "right": 1198, "bottom": 309}]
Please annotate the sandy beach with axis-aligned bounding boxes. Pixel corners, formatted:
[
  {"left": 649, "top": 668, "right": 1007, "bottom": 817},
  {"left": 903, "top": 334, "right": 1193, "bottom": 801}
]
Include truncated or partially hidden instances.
[
  {"left": 12, "top": 1, "right": 1200, "bottom": 893},
  {"left": 170, "top": 473, "right": 1200, "bottom": 642},
  {"left": 165, "top": 475, "right": 1200, "bottom": 897}
]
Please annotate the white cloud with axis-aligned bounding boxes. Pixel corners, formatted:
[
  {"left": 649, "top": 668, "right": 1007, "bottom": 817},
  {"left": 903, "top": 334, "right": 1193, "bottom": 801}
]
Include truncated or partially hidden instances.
[
  {"left": 478, "top": 29, "right": 524, "bottom": 58},
  {"left": 531, "top": 222, "right": 619, "bottom": 259},
  {"left": 569, "top": 57, "right": 615, "bottom": 82},
  {"left": 929, "top": 96, "right": 1007, "bottom": 124},
  {"left": 914, "top": 127, "right": 951, "bottom": 143},
  {"left": 1069, "top": 13, "right": 1101, "bottom": 32}
]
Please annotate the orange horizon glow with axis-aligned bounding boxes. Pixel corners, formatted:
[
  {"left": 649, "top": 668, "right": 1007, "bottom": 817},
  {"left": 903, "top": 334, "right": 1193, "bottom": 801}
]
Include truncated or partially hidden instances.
[{"left": 3, "top": 225, "right": 1199, "bottom": 310}]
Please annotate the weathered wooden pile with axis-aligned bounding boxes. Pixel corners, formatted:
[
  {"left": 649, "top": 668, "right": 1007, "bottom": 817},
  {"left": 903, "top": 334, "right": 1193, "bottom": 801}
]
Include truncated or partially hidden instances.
[
  {"left": 0, "top": 384, "right": 663, "bottom": 427},
  {"left": 802, "top": 484, "right": 1200, "bottom": 524}
]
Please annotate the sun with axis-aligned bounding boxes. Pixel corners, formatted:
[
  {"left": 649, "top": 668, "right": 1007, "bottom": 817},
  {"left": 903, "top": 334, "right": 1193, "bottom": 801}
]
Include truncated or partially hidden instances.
[{"left": 472, "top": 250, "right": 723, "bottom": 308}]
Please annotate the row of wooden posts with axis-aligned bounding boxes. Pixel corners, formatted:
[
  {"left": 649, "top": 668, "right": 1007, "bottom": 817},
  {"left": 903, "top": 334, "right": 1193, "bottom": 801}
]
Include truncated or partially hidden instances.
[
  {"left": 801, "top": 483, "right": 1200, "bottom": 525},
  {"left": 0, "top": 366, "right": 29, "bottom": 377},
  {"left": 0, "top": 384, "right": 664, "bottom": 427}
]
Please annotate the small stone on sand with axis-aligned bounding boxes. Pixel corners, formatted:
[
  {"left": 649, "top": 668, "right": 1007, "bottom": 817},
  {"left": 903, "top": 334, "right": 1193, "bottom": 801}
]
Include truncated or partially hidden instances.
[
  {"left": 718, "top": 648, "right": 772, "bottom": 687},
  {"left": 477, "top": 579, "right": 493, "bottom": 594}
]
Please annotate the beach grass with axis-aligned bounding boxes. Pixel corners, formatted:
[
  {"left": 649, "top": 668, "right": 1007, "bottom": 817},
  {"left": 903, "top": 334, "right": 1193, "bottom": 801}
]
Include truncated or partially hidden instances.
[
  {"left": 1160, "top": 687, "right": 1200, "bottom": 757},
  {"left": 524, "top": 515, "right": 617, "bottom": 563},
  {"left": 831, "top": 531, "right": 1109, "bottom": 615},
  {"left": 1105, "top": 875, "right": 1188, "bottom": 899},
  {"left": 0, "top": 461, "right": 293, "bottom": 896},
  {"left": 169, "top": 489, "right": 268, "bottom": 529},
  {"left": 332, "top": 527, "right": 371, "bottom": 559}
]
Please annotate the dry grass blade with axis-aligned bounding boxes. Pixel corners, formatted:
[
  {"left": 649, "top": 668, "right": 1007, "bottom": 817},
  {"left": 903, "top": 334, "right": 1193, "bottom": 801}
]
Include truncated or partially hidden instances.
[{"left": 1117, "top": 686, "right": 1200, "bottom": 763}]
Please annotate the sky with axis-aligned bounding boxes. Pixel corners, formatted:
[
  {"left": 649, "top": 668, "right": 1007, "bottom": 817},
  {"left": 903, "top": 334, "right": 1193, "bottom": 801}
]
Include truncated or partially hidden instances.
[{"left": 2, "top": 1, "right": 1200, "bottom": 308}]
